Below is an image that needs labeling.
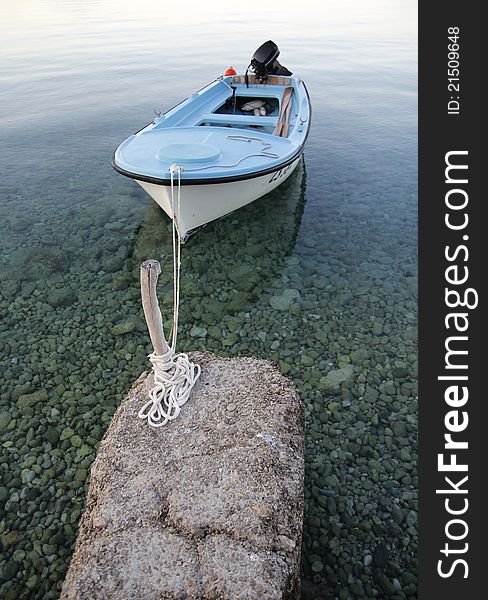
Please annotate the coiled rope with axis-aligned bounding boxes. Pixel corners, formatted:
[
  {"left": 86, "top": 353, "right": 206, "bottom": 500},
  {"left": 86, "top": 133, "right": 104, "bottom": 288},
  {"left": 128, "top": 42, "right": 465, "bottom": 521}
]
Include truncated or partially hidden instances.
[{"left": 138, "top": 164, "right": 201, "bottom": 427}]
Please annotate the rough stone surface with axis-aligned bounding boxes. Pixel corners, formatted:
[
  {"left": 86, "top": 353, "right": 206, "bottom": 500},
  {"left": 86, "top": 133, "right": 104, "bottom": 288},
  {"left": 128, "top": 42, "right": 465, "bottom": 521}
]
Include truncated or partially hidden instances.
[{"left": 61, "top": 352, "right": 304, "bottom": 600}]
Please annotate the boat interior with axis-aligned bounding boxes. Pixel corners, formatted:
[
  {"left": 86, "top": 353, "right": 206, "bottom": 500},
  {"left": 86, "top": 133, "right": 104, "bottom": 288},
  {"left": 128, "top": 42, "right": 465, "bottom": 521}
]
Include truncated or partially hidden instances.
[
  {"left": 151, "top": 75, "right": 300, "bottom": 138},
  {"left": 200, "top": 78, "right": 296, "bottom": 136}
]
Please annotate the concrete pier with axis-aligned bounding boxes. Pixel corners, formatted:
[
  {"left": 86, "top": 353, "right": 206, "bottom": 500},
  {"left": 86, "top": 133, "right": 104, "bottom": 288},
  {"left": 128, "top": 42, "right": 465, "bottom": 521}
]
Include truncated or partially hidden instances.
[{"left": 61, "top": 352, "right": 304, "bottom": 600}]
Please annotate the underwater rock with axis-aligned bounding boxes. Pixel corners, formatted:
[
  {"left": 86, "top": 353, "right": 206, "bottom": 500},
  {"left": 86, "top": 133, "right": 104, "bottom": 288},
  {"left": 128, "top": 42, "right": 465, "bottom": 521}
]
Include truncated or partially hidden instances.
[
  {"left": 189, "top": 325, "right": 207, "bottom": 338},
  {"left": 8, "top": 215, "right": 33, "bottom": 232},
  {"left": 228, "top": 264, "right": 258, "bottom": 292},
  {"left": 47, "top": 287, "right": 76, "bottom": 308},
  {"left": 227, "top": 292, "right": 251, "bottom": 314},
  {"left": 392, "top": 366, "right": 409, "bottom": 378},
  {"left": 319, "top": 365, "right": 354, "bottom": 393},
  {"left": 20, "top": 281, "right": 37, "bottom": 298},
  {"left": 8, "top": 246, "right": 70, "bottom": 281},
  {"left": 16, "top": 389, "right": 48, "bottom": 411},
  {"left": 269, "top": 289, "right": 301, "bottom": 311},
  {"left": 0, "top": 412, "right": 12, "bottom": 431},
  {"left": 0, "top": 280, "right": 20, "bottom": 298},
  {"left": 111, "top": 273, "right": 133, "bottom": 291},
  {"left": 102, "top": 256, "right": 125, "bottom": 273},
  {"left": 111, "top": 321, "right": 135, "bottom": 336},
  {"left": 43, "top": 427, "right": 60, "bottom": 444}
]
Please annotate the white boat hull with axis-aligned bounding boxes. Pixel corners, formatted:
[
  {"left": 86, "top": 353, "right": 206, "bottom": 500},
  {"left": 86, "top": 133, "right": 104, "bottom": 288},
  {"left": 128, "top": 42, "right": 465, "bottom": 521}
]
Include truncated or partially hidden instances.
[{"left": 136, "top": 155, "right": 302, "bottom": 241}]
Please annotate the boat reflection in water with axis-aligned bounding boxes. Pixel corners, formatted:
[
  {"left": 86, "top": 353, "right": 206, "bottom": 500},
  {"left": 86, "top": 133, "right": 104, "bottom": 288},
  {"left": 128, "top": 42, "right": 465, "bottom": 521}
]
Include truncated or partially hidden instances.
[{"left": 129, "top": 158, "right": 307, "bottom": 325}]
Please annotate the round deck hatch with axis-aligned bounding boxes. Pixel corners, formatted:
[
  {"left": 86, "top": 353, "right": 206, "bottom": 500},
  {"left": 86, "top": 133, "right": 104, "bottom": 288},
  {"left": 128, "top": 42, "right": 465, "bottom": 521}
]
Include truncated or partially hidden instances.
[{"left": 156, "top": 142, "right": 221, "bottom": 164}]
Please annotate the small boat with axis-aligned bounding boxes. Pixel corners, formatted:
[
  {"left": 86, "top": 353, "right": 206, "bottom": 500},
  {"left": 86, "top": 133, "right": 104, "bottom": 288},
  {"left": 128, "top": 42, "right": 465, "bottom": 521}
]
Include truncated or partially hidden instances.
[{"left": 112, "top": 41, "right": 311, "bottom": 242}]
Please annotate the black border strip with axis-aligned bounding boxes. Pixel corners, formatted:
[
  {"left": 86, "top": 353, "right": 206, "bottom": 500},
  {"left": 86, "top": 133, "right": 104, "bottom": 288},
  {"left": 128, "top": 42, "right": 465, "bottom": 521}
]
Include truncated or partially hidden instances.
[{"left": 419, "top": 3, "right": 483, "bottom": 597}]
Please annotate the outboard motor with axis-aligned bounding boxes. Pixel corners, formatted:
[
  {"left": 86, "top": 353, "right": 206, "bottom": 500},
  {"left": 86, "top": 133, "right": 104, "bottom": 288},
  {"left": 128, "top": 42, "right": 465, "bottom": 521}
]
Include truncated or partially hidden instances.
[{"left": 246, "top": 41, "right": 292, "bottom": 84}]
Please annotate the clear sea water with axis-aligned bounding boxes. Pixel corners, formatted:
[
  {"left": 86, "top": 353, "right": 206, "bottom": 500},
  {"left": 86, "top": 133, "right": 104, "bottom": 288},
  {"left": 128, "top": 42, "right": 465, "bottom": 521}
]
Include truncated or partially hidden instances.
[{"left": 0, "top": 1, "right": 417, "bottom": 598}]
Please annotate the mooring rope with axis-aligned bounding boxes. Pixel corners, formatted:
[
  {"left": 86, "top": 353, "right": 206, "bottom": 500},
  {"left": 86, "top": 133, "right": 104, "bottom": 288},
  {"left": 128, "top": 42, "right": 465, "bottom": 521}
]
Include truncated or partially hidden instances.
[{"left": 138, "top": 164, "right": 201, "bottom": 427}]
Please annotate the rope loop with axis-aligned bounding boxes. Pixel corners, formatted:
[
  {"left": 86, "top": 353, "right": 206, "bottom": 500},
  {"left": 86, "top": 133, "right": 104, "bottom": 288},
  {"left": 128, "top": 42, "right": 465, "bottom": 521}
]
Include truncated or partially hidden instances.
[
  {"left": 138, "top": 163, "right": 201, "bottom": 428},
  {"left": 138, "top": 351, "right": 201, "bottom": 427}
]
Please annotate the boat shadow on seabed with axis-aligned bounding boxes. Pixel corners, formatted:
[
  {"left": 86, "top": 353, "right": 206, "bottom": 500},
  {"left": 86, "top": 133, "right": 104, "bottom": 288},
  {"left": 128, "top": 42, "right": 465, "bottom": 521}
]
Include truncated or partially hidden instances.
[{"left": 127, "top": 158, "right": 307, "bottom": 323}]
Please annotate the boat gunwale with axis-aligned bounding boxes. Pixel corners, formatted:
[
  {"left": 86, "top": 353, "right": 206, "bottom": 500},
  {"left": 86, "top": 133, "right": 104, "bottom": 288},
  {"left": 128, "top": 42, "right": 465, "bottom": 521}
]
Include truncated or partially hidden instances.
[{"left": 112, "top": 81, "right": 311, "bottom": 186}]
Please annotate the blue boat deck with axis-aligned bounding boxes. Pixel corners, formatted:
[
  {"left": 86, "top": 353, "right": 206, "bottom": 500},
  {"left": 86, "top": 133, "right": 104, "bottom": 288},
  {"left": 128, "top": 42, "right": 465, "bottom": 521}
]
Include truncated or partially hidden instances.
[
  {"left": 113, "top": 76, "right": 310, "bottom": 182},
  {"left": 116, "top": 126, "right": 293, "bottom": 179}
]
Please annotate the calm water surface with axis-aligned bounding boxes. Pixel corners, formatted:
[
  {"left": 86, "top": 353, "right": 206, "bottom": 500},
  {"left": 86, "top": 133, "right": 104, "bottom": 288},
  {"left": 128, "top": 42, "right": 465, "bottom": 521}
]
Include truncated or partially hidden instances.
[{"left": 0, "top": 1, "right": 417, "bottom": 598}]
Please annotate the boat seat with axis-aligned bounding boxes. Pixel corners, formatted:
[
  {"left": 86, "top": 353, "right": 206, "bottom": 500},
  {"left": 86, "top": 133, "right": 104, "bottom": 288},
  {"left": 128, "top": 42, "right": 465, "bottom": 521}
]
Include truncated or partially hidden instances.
[
  {"left": 232, "top": 75, "right": 292, "bottom": 86},
  {"left": 273, "top": 87, "right": 293, "bottom": 137},
  {"left": 199, "top": 114, "right": 279, "bottom": 127}
]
